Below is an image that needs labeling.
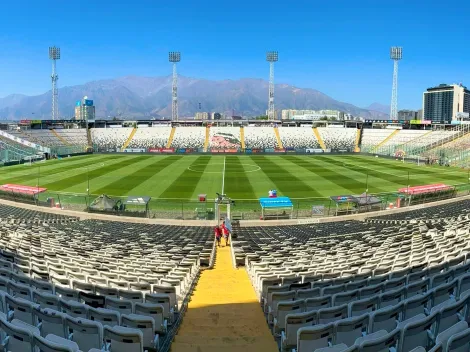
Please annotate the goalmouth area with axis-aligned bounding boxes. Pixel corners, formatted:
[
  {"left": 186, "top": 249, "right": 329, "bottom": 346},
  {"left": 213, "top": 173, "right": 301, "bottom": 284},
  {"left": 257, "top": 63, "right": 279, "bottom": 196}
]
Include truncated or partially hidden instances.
[{"left": 0, "top": 154, "right": 468, "bottom": 220}]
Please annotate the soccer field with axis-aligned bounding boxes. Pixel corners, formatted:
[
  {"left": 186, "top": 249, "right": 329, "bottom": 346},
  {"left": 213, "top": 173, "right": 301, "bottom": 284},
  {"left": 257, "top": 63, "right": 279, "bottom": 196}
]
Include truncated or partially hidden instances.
[{"left": 0, "top": 154, "right": 468, "bottom": 201}]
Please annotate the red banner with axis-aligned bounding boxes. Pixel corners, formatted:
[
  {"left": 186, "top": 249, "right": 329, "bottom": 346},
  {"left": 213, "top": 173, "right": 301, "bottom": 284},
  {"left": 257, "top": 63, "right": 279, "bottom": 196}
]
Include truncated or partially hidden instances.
[
  {"left": 274, "top": 149, "right": 285, "bottom": 153},
  {"left": 0, "top": 184, "right": 47, "bottom": 195},
  {"left": 161, "top": 148, "right": 174, "bottom": 153},
  {"left": 398, "top": 183, "right": 452, "bottom": 195},
  {"left": 224, "top": 149, "right": 238, "bottom": 153},
  {"left": 148, "top": 148, "right": 161, "bottom": 153}
]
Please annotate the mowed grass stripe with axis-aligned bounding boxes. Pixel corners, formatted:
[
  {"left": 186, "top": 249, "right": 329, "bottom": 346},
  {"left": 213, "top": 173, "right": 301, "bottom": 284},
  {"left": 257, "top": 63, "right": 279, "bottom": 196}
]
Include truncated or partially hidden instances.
[
  {"left": 223, "top": 156, "right": 257, "bottom": 199},
  {"left": 348, "top": 156, "right": 467, "bottom": 184},
  {"left": 41, "top": 156, "right": 152, "bottom": 191},
  {"left": 159, "top": 156, "right": 212, "bottom": 199},
  {"left": 283, "top": 156, "right": 367, "bottom": 194},
  {"left": 0, "top": 155, "right": 122, "bottom": 185},
  {"left": 250, "top": 156, "right": 320, "bottom": 198},
  {"left": 316, "top": 156, "right": 410, "bottom": 189},
  {"left": 93, "top": 156, "right": 181, "bottom": 196},
  {"left": 297, "top": 156, "right": 394, "bottom": 193}
]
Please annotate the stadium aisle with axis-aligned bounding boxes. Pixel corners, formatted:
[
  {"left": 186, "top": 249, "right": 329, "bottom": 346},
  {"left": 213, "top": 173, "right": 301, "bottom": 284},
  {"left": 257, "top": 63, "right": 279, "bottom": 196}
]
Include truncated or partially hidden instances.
[{"left": 170, "top": 244, "right": 278, "bottom": 352}]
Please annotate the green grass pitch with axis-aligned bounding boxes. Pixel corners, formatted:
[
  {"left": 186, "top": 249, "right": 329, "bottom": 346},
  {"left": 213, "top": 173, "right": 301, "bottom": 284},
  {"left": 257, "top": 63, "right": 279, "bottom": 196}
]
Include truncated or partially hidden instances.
[{"left": 0, "top": 154, "right": 468, "bottom": 202}]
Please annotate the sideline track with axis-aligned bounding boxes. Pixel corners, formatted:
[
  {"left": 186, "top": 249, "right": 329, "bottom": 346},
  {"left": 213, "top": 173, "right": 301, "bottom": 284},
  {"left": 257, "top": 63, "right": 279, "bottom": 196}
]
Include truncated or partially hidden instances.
[{"left": 170, "top": 244, "right": 278, "bottom": 352}]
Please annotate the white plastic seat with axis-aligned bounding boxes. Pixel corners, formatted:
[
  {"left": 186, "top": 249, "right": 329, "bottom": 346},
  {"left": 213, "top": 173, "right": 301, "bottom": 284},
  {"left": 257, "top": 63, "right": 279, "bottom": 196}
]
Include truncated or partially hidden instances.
[
  {"left": 152, "top": 285, "right": 178, "bottom": 312},
  {"left": 33, "top": 291, "right": 60, "bottom": 310},
  {"left": 59, "top": 299, "right": 88, "bottom": 318},
  {"left": 369, "top": 302, "right": 403, "bottom": 333},
  {"left": 30, "top": 279, "right": 54, "bottom": 294},
  {"left": 72, "top": 280, "right": 95, "bottom": 294},
  {"left": 273, "top": 299, "right": 305, "bottom": 333},
  {"left": 318, "top": 305, "right": 348, "bottom": 324},
  {"left": 33, "top": 334, "right": 79, "bottom": 352},
  {"left": 399, "top": 311, "right": 439, "bottom": 352},
  {"left": 306, "top": 296, "right": 332, "bottom": 312},
  {"left": 297, "top": 324, "right": 335, "bottom": 352},
  {"left": 297, "top": 288, "right": 321, "bottom": 300},
  {"left": 65, "top": 315, "right": 104, "bottom": 352},
  {"left": 281, "top": 310, "right": 317, "bottom": 351},
  {"left": 55, "top": 285, "right": 80, "bottom": 301},
  {"left": 358, "top": 328, "right": 400, "bottom": 352},
  {"left": 95, "top": 285, "right": 119, "bottom": 298},
  {"left": 432, "top": 281, "right": 458, "bottom": 307},
  {"left": 447, "top": 327, "right": 470, "bottom": 352},
  {"left": 103, "top": 325, "right": 144, "bottom": 352},
  {"left": 118, "top": 289, "right": 144, "bottom": 303},
  {"left": 121, "top": 313, "right": 159, "bottom": 351},
  {"left": 105, "top": 296, "right": 133, "bottom": 315},
  {"left": 349, "top": 296, "right": 379, "bottom": 317},
  {"left": 6, "top": 295, "right": 38, "bottom": 325},
  {"left": 34, "top": 307, "right": 67, "bottom": 338},
  {"left": 378, "top": 287, "right": 405, "bottom": 309},
  {"left": 0, "top": 318, "right": 36, "bottom": 352},
  {"left": 432, "top": 298, "right": 468, "bottom": 334},
  {"left": 7, "top": 280, "right": 32, "bottom": 301},
  {"left": 334, "top": 314, "right": 369, "bottom": 346},
  {"left": 134, "top": 302, "right": 167, "bottom": 334},
  {"left": 263, "top": 285, "right": 290, "bottom": 313},
  {"left": 435, "top": 321, "right": 469, "bottom": 352},
  {"left": 87, "top": 306, "right": 121, "bottom": 327},
  {"left": 145, "top": 294, "right": 173, "bottom": 322},
  {"left": 268, "top": 291, "right": 296, "bottom": 324},
  {"left": 403, "top": 292, "right": 432, "bottom": 321},
  {"left": 332, "top": 290, "right": 359, "bottom": 307}
]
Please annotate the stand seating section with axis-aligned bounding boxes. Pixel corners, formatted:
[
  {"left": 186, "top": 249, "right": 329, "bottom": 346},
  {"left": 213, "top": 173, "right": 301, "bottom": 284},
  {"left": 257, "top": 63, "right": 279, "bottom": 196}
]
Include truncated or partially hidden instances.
[
  {"left": 232, "top": 201, "right": 470, "bottom": 351},
  {"left": 170, "top": 127, "right": 205, "bottom": 149},
  {"left": 127, "top": 126, "right": 171, "bottom": 149},
  {"left": 0, "top": 207, "right": 214, "bottom": 352}
]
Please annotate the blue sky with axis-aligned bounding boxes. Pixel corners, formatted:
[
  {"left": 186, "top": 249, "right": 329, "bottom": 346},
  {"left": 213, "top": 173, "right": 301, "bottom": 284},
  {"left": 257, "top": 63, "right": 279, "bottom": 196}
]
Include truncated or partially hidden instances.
[{"left": 0, "top": 0, "right": 469, "bottom": 110}]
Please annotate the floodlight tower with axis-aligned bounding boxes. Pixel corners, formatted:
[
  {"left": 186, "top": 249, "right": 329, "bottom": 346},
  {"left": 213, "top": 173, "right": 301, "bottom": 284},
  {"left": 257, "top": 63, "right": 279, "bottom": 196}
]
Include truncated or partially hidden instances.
[
  {"left": 266, "top": 51, "right": 278, "bottom": 121},
  {"left": 390, "top": 47, "right": 402, "bottom": 120},
  {"left": 169, "top": 52, "right": 181, "bottom": 121},
  {"left": 49, "top": 46, "right": 61, "bottom": 121}
]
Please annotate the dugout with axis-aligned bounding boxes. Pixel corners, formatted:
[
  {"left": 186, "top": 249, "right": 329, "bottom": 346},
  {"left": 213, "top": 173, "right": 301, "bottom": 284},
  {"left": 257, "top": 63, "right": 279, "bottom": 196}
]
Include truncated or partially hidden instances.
[
  {"left": 330, "top": 193, "right": 382, "bottom": 216},
  {"left": 259, "top": 197, "right": 293, "bottom": 220}
]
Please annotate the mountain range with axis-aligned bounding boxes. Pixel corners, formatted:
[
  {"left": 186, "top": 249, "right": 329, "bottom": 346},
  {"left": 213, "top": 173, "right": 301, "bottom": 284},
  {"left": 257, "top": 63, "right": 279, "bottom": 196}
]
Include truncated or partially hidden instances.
[{"left": 0, "top": 76, "right": 389, "bottom": 120}]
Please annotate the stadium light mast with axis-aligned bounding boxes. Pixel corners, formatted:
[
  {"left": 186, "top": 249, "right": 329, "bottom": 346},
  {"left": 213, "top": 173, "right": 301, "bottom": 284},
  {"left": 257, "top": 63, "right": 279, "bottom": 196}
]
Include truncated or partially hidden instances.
[
  {"left": 169, "top": 52, "right": 181, "bottom": 122},
  {"left": 390, "top": 47, "right": 402, "bottom": 120},
  {"left": 266, "top": 51, "right": 278, "bottom": 121},
  {"left": 49, "top": 46, "right": 61, "bottom": 121}
]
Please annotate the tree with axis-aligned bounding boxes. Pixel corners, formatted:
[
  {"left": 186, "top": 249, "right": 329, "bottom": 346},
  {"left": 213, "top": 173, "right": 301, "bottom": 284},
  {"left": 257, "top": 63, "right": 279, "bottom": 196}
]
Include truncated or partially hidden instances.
[{"left": 255, "top": 115, "right": 268, "bottom": 120}]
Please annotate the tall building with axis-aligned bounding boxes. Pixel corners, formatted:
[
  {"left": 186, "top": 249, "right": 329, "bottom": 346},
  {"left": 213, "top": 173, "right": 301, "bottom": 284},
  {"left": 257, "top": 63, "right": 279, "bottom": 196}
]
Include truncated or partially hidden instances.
[
  {"left": 282, "top": 109, "right": 342, "bottom": 120},
  {"left": 397, "top": 110, "right": 418, "bottom": 120},
  {"left": 423, "top": 84, "right": 470, "bottom": 123},
  {"left": 74, "top": 96, "right": 95, "bottom": 121},
  {"left": 195, "top": 112, "right": 210, "bottom": 120}
]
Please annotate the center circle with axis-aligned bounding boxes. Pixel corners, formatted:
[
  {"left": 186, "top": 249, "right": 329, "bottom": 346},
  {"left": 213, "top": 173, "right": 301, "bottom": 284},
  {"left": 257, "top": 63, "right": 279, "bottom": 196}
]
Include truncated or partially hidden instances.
[{"left": 187, "top": 163, "right": 261, "bottom": 173}]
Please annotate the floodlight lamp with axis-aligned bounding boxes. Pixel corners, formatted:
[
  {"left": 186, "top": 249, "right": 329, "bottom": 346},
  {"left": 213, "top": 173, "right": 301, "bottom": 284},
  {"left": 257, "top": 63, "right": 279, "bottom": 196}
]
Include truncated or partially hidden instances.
[
  {"left": 169, "top": 51, "right": 181, "bottom": 62},
  {"left": 266, "top": 51, "right": 278, "bottom": 62},
  {"left": 49, "top": 46, "right": 61, "bottom": 60},
  {"left": 390, "top": 47, "right": 402, "bottom": 60}
]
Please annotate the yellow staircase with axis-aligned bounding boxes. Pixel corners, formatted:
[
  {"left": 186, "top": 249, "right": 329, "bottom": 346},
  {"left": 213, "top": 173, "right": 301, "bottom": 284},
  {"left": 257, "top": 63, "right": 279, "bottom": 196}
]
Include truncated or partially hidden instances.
[
  {"left": 51, "top": 129, "right": 70, "bottom": 146},
  {"left": 121, "top": 127, "right": 137, "bottom": 151},
  {"left": 170, "top": 245, "right": 278, "bottom": 352},
  {"left": 203, "top": 126, "right": 210, "bottom": 152},
  {"left": 274, "top": 127, "right": 283, "bottom": 149},
  {"left": 240, "top": 127, "right": 246, "bottom": 150},
  {"left": 354, "top": 129, "right": 361, "bottom": 152},
  {"left": 372, "top": 129, "right": 400, "bottom": 150},
  {"left": 166, "top": 127, "right": 176, "bottom": 149},
  {"left": 313, "top": 127, "right": 327, "bottom": 151}
]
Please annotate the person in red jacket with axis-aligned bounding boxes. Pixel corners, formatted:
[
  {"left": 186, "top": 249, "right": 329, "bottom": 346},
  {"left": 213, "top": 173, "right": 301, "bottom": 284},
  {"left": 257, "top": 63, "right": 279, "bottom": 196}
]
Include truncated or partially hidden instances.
[
  {"left": 221, "top": 221, "right": 230, "bottom": 246},
  {"left": 214, "top": 226, "right": 222, "bottom": 247}
]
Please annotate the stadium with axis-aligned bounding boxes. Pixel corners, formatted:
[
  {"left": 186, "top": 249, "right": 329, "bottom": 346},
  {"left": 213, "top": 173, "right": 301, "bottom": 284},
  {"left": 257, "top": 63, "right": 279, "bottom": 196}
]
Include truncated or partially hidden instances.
[{"left": 0, "top": 120, "right": 468, "bottom": 352}]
